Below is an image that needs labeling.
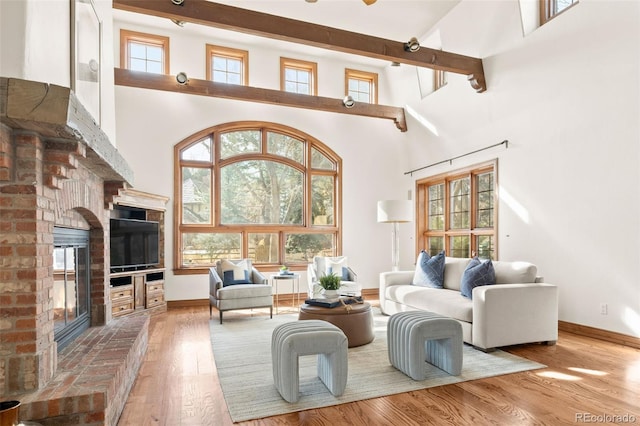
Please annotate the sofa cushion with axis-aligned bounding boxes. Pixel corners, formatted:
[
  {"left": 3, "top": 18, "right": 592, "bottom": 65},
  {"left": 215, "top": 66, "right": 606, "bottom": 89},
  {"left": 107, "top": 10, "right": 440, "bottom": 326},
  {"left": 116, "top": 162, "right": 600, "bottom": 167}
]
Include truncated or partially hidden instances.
[
  {"left": 412, "top": 250, "right": 445, "bottom": 288},
  {"left": 442, "top": 257, "right": 472, "bottom": 291},
  {"left": 493, "top": 261, "right": 537, "bottom": 283},
  {"left": 460, "top": 258, "right": 495, "bottom": 299},
  {"left": 385, "top": 285, "right": 472, "bottom": 323},
  {"left": 220, "top": 259, "right": 251, "bottom": 286},
  {"left": 216, "top": 283, "right": 272, "bottom": 299}
]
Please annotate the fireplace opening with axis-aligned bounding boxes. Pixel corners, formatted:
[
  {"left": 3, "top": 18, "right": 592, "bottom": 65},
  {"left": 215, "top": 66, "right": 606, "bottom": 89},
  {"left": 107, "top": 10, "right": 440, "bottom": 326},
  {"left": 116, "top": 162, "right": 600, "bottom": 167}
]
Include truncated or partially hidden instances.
[{"left": 53, "top": 227, "right": 91, "bottom": 351}]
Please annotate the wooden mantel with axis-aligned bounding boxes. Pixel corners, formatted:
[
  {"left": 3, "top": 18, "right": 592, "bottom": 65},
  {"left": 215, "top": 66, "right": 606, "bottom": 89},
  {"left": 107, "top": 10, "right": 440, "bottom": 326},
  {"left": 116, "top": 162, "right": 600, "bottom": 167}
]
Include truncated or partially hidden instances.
[{"left": 113, "top": 0, "right": 486, "bottom": 93}]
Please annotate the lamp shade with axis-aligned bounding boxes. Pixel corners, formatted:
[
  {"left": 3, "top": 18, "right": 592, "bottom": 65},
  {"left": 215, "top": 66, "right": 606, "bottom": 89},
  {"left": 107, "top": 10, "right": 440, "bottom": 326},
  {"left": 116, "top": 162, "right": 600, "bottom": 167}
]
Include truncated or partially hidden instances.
[{"left": 377, "top": 200, "right": 412, "bottom": 223}]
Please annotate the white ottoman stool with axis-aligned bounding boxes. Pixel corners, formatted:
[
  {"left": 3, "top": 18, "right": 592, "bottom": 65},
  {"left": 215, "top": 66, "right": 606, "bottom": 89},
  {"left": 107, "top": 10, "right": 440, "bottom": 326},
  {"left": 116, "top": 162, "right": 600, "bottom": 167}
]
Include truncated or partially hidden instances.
[
  {"left": 388, "top": 311, "right": 463, "bottom": 380},
  {"left": 272, "top": 320, "right": 348, "bottom": 403}
]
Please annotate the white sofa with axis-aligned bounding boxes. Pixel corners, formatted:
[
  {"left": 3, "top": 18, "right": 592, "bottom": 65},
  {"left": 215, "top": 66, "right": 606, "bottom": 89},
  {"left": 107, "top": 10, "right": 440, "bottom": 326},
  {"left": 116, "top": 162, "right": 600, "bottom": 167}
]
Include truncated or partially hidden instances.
[{"left": 379, "top": 257, "right": 559, "bottom": 351}]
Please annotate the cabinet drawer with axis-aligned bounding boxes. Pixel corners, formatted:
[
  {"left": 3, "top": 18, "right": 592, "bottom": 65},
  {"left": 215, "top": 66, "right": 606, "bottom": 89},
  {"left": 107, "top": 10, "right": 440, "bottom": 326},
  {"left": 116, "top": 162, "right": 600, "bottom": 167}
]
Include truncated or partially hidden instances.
[
  {"left": 110, "top": 285, "right": 134, "bottom": 300},
  {"left": 146, "top": 293, "right": 165, "bottom": 308},
  {"left": 147, "top": 281, "right": 164, "bottom": 293},
  {"left": 112, "top": 300, "right": 134, "bottom": 317}
]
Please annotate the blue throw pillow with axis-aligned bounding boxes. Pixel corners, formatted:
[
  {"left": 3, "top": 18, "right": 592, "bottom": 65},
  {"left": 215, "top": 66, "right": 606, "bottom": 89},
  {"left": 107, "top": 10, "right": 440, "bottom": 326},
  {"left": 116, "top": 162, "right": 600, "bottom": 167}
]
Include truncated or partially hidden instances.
[
  {"left": 331, "top": 266, "right": 349, "bottom": 281},
  {"left": 412, "top": 250, "right": 445, "bottom": 288},
  {"left": 460, "top": 257, "right": 495, "bottom": 299},
  {"left": 223, "top": 269, "right": 250, "bottom": 286}
]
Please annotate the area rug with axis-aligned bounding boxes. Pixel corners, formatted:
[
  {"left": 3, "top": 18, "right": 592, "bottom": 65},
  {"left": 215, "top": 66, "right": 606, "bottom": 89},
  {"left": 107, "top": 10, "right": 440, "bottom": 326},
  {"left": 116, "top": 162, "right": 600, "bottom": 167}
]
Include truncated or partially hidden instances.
[{"left": 209, "top": 309, "right": 545, "bottom": 423}]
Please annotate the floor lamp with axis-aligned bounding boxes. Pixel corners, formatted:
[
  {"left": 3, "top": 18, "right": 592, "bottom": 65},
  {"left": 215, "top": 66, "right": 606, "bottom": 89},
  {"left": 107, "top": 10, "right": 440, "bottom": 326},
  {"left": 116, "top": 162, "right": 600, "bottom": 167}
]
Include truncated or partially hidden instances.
[{"left": 377, "top": 200, "right": 412, "bottom": 271}]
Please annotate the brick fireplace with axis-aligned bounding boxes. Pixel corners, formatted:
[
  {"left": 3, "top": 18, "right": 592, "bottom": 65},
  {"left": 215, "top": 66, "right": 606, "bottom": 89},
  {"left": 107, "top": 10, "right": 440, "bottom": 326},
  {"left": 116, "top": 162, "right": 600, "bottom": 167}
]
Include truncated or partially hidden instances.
[{"left": 0, "top": 77, "right": 147, "bottom": 425}]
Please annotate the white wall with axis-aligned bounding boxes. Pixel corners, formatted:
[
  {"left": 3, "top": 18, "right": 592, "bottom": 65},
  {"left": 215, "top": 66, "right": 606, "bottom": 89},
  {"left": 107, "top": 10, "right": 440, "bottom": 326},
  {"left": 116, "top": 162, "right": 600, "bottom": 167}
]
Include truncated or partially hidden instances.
[
  {"left": 0, "top": 0, "right": 117, "bottom": 142},
  {"left": 395, "top": 0, "right": 640, "bottom": 337}
]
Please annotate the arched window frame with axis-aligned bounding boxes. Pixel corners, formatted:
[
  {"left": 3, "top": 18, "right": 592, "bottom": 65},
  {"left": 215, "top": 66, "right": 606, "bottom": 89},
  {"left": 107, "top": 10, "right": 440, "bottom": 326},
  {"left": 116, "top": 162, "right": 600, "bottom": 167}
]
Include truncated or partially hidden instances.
[{"left": 173, "top": 121, "right": 342, "bottom": 274}]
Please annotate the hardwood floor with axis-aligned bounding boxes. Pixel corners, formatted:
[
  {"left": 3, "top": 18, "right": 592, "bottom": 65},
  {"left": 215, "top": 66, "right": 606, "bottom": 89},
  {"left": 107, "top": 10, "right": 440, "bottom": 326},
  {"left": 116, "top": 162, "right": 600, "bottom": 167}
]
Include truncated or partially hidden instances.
[{"left": 118, "top": 304, "right": 640, "bottom": 426}]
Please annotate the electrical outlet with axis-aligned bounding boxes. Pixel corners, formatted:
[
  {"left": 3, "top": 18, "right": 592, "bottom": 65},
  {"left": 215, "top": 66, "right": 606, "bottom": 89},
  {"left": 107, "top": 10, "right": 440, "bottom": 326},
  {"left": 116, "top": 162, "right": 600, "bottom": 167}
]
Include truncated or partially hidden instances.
[{"left": 600, "top": 303, "right": 608, "bottom": 315}]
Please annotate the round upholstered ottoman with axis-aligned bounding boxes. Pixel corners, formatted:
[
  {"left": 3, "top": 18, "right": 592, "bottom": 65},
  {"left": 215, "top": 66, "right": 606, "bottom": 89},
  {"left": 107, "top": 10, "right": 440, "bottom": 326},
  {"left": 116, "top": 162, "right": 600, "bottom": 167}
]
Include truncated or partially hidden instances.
[{"left": 298, "top": 302, "right": 374, "bottom": 347}]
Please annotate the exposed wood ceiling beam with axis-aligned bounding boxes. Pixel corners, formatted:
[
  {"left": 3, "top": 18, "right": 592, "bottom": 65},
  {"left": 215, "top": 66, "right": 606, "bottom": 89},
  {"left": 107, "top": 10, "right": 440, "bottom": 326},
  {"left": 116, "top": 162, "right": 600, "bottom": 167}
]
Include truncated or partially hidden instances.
[
  {"left": 114, "top": 68, "right": 407, "bottom": 131},
  {"left": 113, "top": 0, "right": 486, "bottom": 93}
]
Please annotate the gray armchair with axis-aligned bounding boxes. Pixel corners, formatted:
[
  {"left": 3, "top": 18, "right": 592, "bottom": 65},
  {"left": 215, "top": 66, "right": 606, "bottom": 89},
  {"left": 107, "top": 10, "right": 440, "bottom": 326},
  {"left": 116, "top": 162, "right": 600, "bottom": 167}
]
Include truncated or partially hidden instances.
[
  {"left": 209, "top": 259, "right": 273, "bottom": 324},
  {"left": 306, "top": 256, "right": 361, "bottom": 298}
]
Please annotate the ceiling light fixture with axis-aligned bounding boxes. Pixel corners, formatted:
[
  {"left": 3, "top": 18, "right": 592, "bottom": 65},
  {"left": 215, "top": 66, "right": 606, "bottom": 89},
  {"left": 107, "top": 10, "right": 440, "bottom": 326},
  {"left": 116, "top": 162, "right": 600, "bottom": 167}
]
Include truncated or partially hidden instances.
[
  {"left": 171, "top": 0, "right": 185, "bottom": 5},
  {"left": 342, "top": 95, "right": 355, "bottom": 108},
  {"left": 176, "top": 72, "right": 188, "bottom": 85},
  {"left": 404, "top": 37, "right": 421, "bottom": 53},
  {"left": 171, "top": 19, "right": 185, "bottom": 27},
  {"left": 390, "top": 61, "right": 401, "bottom": 67}
]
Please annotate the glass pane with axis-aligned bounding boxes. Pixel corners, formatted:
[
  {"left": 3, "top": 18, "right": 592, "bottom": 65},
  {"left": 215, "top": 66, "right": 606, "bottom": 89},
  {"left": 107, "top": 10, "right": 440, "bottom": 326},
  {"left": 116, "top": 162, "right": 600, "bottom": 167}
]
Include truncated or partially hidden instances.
[
  {"left": 213, "top": 56, "right": 227, "bottom": 71},
  {"left": 555, "top": 0, "right": 575, "bottom": 14},
  {"left": 297, "top": 70, "right": 310, "bottom": 84},
  {"left": 182, "top": 167, "right": 211, "bottom": 224},
  {"left": 450, "top": 235, "right": 470, "bottom": 258},
  {"left": 285, "top": 68, "right": 297, "bottom": 81},
  {"left": 220, "top": 130, "right": 261, "bottom": 159},
  {"left": 285, "top": 81, "right": 297, "bottom": 92},
  {"left": 428, "top": 237, "right": 444, "bottom": 256},
  {"left": 450, "top": 178, "right": 470, "bottom": 229},
  {"left": 428, "top": 183, "right": 444, "bottom": 230},
  {"left": 227, "top": 59, "right": 241, "bottom": 73},
  {"left": 221, "top": 161, "right": 303, "bottom": 225},
  {"left": 182, "top": 233, "right": 241, "bottom": 266},
  {"left": 311, "top": 175, "right": 334, "bottom": 225},
  {"left": 311, "top": 147, "right": 335, "bottom": 170},
  {"left": 267, "top": 132, "right": 304, "bottom": 163},
  {"left": 296, "top": 83, "right": 310, "bottom": 94},
  {"left": 146, "top": 46, "right": 162, "bottom": 62},
  {"left": 476, "top": 172, "right": 494, "bottom": 228},
  {"left": 476, "top": 236, "right": 494, "bottom": 260},
  {"left": 181, "top": 137, "right": 212, "bottom": 162},
  {"left": 227, "top": 73, "right": 241, "bottom": 85},
  {"left": 213, "top": 70, "right": 227, "bottom": 82},
  {"left": 129, "top": 43, "right": 146, "bottom": 59},
  {"left": 248, "top": 233, "right": 279, "bottom": 264},
  {"left": 146, "top": 62, "right": 162, "bottom": 74},
  {"left": 284, "top": 233, "right": 335, "bottom": 263},
  {"left": 130, "top": 58, "right": 146, "bottom": 72},
  {"left": 348, "top": 79, "right": 358, "bottom": 91},
  {"left": 53, "top": 247, "right": 69, "bottom": 332},
  {"left": 76, "top": 246, "right": 88, "bottom": 317}
]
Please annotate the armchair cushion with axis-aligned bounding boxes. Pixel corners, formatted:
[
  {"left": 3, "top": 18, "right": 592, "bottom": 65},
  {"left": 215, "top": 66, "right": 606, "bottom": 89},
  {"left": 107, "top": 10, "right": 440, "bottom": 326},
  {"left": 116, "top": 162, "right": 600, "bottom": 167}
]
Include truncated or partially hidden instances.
[{"left": 219, "top": 259, "right": 251, "bottom": 286}]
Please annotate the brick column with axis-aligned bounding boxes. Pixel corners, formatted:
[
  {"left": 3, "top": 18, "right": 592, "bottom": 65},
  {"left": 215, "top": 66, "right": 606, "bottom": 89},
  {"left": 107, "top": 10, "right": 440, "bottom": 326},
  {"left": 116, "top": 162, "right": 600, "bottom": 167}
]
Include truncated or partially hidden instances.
[{"left": 0, "top": 131, "right": 57, "bottom": 395}]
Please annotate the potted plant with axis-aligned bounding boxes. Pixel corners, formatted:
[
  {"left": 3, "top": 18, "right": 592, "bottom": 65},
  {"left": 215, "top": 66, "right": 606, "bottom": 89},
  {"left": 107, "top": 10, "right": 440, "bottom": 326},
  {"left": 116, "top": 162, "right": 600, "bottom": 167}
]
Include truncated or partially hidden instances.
[
  {"left": 319, "top": 272, "right": 341, "bottom": 298},
  {"left": 279, "top": 265, "right": 290, "bottom": 275}
]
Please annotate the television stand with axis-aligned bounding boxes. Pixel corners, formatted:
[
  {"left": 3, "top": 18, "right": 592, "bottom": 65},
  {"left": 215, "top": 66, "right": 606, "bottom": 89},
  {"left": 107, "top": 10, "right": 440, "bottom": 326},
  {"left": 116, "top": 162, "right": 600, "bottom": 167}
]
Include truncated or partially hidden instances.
[{"left": 110, "top": 268, "right": 166, "bottom": 318}]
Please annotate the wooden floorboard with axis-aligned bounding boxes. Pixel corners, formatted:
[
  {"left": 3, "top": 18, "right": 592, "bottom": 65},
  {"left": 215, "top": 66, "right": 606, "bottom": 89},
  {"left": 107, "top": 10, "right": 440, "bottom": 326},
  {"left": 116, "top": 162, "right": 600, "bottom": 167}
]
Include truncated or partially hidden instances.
[{"left": 117, "top": 303, "right": 640, "bottom": 426}]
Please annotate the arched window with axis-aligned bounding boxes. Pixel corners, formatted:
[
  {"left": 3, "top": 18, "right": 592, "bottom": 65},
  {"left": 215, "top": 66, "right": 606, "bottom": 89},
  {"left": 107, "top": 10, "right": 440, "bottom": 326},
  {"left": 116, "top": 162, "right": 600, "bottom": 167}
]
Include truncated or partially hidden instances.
[{"left": 174, "top": 121, "right": 342, "bottom": 272}]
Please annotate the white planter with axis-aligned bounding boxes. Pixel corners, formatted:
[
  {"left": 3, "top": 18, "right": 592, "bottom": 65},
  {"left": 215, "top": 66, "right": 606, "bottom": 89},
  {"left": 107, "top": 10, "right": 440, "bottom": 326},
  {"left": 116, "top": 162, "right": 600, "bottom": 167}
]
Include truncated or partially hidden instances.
[{"left": 323, "top": 289, "right": 339, "bottom": 298}]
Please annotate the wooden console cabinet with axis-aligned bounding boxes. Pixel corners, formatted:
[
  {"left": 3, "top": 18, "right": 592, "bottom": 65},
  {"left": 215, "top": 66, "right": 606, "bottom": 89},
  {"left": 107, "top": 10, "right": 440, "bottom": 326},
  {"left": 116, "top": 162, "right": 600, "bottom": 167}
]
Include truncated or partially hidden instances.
[
  {"left": 110, "top": 269, "right": 166, "bottom": 318},
  {"left": 109, "top": 189, "right": 169, "bottom": 319}
]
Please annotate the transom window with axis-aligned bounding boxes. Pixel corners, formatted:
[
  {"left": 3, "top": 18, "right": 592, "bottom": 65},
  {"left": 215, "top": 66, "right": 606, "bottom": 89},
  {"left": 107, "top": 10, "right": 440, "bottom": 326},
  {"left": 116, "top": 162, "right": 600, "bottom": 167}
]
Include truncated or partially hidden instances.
[
  {"left": 540, "top": 0, "right": 578, "bottom": 24},
  {"left": 120, "top": 30, "right": 169, "bottom": 74},
  {"left": 281, "top": 57, "right": 317, "bottom": 95},
  {"left": 416, "top": 161, "right": 497, "bottom": 260},
  {"left": 174, "top": 122, "right": 341, "bottom": 272},
  {"left": 206, "top": 44, "right": 248, "bottom": 85},
  {"left": 345, "top": 69, "right": 378, "bottom": 104}
]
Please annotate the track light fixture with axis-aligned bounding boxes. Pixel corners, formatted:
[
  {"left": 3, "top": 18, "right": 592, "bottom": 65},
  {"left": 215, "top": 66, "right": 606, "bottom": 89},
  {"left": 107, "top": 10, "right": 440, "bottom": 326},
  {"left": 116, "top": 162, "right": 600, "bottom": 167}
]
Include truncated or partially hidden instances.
[
  {"left": 390, "top": 61, "right": 401, "bottom": 67},
  {"left": 404, "top": 37, "right": 420, "bottom": 53},
  {"left": 176, "top": 72, "right": 188, "bottom": 85},
  {"left": 171, "top": 19, "right": 185, "bottom": 27},
  {"left": 171, "top": 0, "right": 184, "bottom": 5},
  {"left": 342, "top": 95, "right": 355, "bottom": 108}
]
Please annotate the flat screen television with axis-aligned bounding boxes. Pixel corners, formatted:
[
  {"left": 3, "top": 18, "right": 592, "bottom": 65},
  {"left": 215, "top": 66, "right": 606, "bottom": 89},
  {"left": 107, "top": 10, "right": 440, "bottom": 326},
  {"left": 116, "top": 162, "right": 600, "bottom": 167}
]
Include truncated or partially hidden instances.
[{"left": 110, "top": 218, "right": 159, "bottom": 271}]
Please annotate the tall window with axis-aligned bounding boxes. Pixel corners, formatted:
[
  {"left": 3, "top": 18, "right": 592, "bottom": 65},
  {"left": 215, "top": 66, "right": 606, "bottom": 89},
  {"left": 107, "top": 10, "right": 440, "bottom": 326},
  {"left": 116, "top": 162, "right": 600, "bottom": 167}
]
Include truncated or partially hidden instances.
[
  {"left": 540, "top": 0, "right": 578, "bottom": 24},
  {"left": 434, "top": 69, "right": 447, "bottom": 91},
  {"left": 174, "top": 122, "right": 341, "bottom": 272},
  {"left": 120, "top": 30, "right": 170, "bottom": 74},
  {"left": 416, "top": 161, "right": 497, "bottom": 260},
  {"left": 206, "top": 44, "right": 249, "bottom": 85},
  {"left": 281, "top": 58, "right": 317, "bottom": 95},
  {"left": 345, "top": 69, "right": 378, "bottom": 104}
]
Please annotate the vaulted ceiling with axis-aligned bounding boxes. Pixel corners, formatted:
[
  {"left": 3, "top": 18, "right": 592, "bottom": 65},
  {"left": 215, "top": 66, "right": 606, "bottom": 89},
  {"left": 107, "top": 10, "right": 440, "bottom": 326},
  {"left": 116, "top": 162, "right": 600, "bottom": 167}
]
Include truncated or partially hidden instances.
[{"left": 113, "top": 0, "right": 485, "bottom": 131}]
